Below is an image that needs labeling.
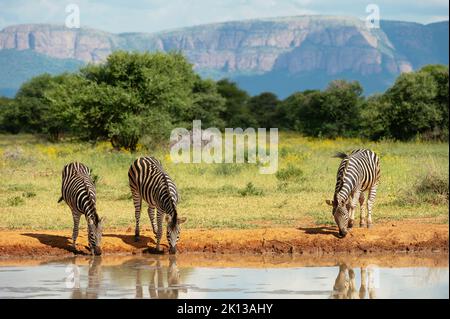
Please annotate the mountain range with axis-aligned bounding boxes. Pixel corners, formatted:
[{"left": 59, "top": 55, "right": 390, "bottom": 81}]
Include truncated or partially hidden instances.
[{"left": 0, "top": 15, "right": 448, "bottom": 98}]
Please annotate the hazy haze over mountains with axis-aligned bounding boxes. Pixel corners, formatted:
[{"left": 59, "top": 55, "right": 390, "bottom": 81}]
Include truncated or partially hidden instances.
[{"left": 0, "top": 15, "right": 448, "bottom": 97}]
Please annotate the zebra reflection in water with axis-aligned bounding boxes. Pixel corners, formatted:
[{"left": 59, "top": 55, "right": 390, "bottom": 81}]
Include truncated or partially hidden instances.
[
  {"left": 331, "top": 263, "right": 377, "bottom": 299},
  {"left": 135, "top": 256, "right": 186, "bottom": 299},
  {"left": 71, "top": 257, "right": 102, "bottom": 299}
]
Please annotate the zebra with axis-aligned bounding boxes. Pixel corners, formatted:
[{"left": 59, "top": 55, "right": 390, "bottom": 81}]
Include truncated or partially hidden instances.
[
  {"left": 331, "top": 264, "right": 377, "bottom": 299},
  {"left": 134, "top": 255, "right": 185, "bottom": 299},
  {"left": 58, "top": 162, "right": 103, "bottom": 255},
  {"left": 128, "top": 156, "right": 187, "bottom": 254},
  {"left": 326, "top": 149, "right": 380, "bottom": 238}
]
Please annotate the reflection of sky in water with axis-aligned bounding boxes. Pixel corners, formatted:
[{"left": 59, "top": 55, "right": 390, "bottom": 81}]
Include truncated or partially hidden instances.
[{"left": 0, "top": 262, "right": 448, "bottom": 299}]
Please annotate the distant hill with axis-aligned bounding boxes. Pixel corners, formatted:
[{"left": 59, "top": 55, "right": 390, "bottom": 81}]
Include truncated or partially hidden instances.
[
  {"left": 0, "top": 49, "right": 83, "bottom": 96},
  {"left": 0, "top": 16, "right": 448, "bottom": 97}
]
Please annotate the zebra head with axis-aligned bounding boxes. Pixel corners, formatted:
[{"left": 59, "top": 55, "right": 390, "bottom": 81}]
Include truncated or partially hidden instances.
[
  {"left": 88, "top": 217, "right": 104, "bottom": 256},
  {"left": 326, "top": 196, "right": 349, "bottom": 238},
  {"left": 166, "top": 215, "right": 187, "bottom": 254}
]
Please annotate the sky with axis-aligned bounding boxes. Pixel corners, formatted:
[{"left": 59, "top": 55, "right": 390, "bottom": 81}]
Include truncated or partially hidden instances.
[{"left": 0, "top": 0, "right": 448, "bottom": 33}]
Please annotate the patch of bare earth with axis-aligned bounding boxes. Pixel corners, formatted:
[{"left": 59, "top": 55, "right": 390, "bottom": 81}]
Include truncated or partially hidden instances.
[{"left": 0, "top": 221, "right": 447, "bottom": 258}]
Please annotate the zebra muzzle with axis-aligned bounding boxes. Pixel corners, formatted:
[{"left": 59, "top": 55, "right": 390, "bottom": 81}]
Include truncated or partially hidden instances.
[
  {"left": 92, "top": 246, "right": 102, "bottom": 256},
  {"left": 338, "top": 230, "right": 348, "bottom": 238}
]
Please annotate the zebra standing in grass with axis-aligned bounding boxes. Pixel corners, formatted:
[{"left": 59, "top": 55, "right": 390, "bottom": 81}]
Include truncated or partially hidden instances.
[
  {"left": 58, "top": 162, "right": 103, "bottom": 255},
  {"left": 128, "top": 156, "right": 186, "bottom": 254},
  {"left": 326, "top": 149, "right": 380, "bottom": 237}
]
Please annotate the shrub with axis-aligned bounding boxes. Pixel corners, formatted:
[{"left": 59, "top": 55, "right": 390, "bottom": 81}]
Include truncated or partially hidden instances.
[
  {"left": 275, "top": 165, "right": 304, "bottom": 182},
  {"left": 397, "top": 163, "right": 449, "bottom": 205},
  {"left": 117, "top": 193, "right": 132, "bottom": 201},
  {"left": 22, "top": 191, "right": 36, "bottom": 198},
  {"left": 415, "top": 170, "right": 449, "bottom": 204},
  {"left": 238, "top": 182, "right": 264, "bottom": 196},
  {"left": 214, "top": 164, "right": 242, "bottom": 176},
  {"left": 7, "top": 196, "right": 25, "bottom": 206}
]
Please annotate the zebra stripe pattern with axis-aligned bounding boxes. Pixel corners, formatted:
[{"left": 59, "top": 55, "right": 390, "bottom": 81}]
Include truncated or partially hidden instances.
[
  {"left": 58, "top": 162, "right": 103, "bottom": 255},
  {"left": 128, "top": 156, "right": 186, "bottom": 254},
  {"left": 326, "top": 149, "right": 380, "bottom": 237}
]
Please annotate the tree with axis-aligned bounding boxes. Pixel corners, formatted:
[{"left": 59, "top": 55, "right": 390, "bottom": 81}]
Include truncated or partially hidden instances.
[
  {"left": 216, "top": 79, "right": 255, "bottom": 127},
  {"left": 248, "top": 92, "right": 279, "bottom": 128},
  {"left": 45, "top": 51, "right": 198, "bottom": 149},
  {"left": 382, "top": 67, "right": 447, "bottom": 140},
  {"left": 188, "top": 76, "right": 226, "bottom": 129},
  {"left": 0, "top": 96, "right": 20, "bottom": 133},
  {"left": 293, "top": 80, "right": 364, "bottom": 138}
]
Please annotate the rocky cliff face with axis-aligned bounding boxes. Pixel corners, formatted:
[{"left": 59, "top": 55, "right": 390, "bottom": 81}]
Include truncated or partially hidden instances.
[
  {"left": 0, "top": 24, "right": 118, "bottom": 62},
  {"left": 0, "top": 16, "right": 448, "bottom": 96}
]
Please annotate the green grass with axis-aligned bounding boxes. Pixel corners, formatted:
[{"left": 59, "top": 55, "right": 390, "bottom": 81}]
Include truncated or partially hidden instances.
[{"left": 0, "top": 133, "right": 448, "bottom": 230}]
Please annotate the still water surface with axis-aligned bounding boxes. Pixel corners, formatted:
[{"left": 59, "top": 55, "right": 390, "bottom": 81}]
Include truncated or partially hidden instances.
[{"left": 0, "top": 254, "right": 448, "bottom": 299}]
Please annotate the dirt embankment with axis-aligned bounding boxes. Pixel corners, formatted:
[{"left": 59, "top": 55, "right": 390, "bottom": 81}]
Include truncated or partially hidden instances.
[{"left": 0, "top": 221, "right": 447, "bottom": 258}]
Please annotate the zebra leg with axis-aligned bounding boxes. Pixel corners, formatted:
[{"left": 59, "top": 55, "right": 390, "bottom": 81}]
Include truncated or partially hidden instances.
[
  {"left": 72, "top": 212, "right": 81, "bottom": 249},
  {"left": 147, "top": 205, "right": 157, "bottom": 236},
  {"left": 359, "top": 192, "right": 367, "bottom": 228},
  {"left": 359, "top": 268, "right": 367, "bottom": 299},
  {"left": 155, "top": 208, "right": 164, "bottom": 252},
  {"left": 348, "top": 268, "right": 358, "bottom": 299},
  {"left": 132, "top": 192, "right": 142, "bottom": 242},
  {"left": 367, "top": 184, "right": 378, "bottom": 228},
  {"left": 348, "top": 190, "right": 360, "bottom": 229}
]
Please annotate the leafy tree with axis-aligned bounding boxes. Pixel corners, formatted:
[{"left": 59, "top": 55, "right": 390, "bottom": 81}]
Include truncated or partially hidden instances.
[
  {"left": 13, "top": 74, "right": 57, "bottom": 133},
  {"left": 248, "top": 92, "right": 279, "bottom": 128},
  {"left": 45, "top": 51, "right": 199, "bottom": 149},
  {"left": 188, "top": 76, "right": 226, "bottom": 128},
  {"left": 217, "top": 79, "right": 255, "bottom": 127},
  {"left": 294, "top": 80, "right": 364, "bottom": 138},
  {"left": 0, "top": 96, "right": 20, "bottom": 133},
  {"left": 378, "top": 66, "right": 447, "bottom": 140}
]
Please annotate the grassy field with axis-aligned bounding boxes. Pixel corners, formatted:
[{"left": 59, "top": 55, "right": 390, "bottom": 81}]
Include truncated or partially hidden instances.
[{"left": 0, "top": 133, "right": 448, "bottom": 231}]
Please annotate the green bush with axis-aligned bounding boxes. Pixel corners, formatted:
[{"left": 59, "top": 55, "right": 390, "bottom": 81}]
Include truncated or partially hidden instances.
[
  {"left": 7, "top": 196, "right": 25, "bottom": 206},
  {"left": 238, "top": 182, "right": 264, "bottom": 196},
  {"left": 214, "top": 164, "right": 243, "bottom": 176},
  {"left": 397, "top": 163, "right": 449, "bottom": 206},
  {"left": 22, "top": 191, "right": 36, "bottom": 198},
  {"left": 275, "top": 165, "right": 304, "bottom": 182}
]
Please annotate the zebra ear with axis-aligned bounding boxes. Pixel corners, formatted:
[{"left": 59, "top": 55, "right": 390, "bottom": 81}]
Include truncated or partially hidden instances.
[
  {"left": 325, "top": 199, "right": 334, "bottom": 206},
  {"left": 178, "top": 217, "right": 187, "bottom": 224}
]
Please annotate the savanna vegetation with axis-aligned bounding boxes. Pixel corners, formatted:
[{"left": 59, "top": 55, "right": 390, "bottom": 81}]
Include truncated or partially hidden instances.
[
  {"left": 0, "top": 51, "right": 448, "bottom": 231},
  {"left": 0, "top": 133, "right": 447, "bottom": 230},
  {"left": 0, "top": 51, "right": 448, "bottom": 151}
]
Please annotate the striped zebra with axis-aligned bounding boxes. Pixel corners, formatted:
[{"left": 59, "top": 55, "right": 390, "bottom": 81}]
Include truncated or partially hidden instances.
[
  {"left": 128, "top": 156, "right": 186, "bottom": 254},
  {"left": 58, "top": 162, "right": 103, "bottom": 255},
  {"left": 326, "top": 149, "right": 380, "bottom": 237}
]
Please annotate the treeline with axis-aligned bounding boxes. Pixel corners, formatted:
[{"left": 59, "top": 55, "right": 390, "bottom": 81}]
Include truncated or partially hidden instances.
[{"left": 0, "top": 51, "right": 448, "bottom": 150}]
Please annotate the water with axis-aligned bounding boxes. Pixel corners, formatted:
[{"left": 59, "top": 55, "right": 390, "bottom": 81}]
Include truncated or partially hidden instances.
[{"left": 0, "top": 254, "right": 448, "bottom": 299}]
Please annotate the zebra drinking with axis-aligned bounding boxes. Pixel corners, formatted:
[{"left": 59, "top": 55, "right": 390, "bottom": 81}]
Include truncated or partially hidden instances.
[
  {"left": 128, "top": 156, "right": 187, "bottom": 254},
  {"left": 58, "top": 162, "right": 103, "bottom": 255},
  {"left": 326, "top": 149, "right": 380, "bottom": 238}
]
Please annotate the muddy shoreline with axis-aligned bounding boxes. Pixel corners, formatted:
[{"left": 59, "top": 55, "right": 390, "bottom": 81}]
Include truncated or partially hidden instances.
[{"left": 0, "top": 221, "right": 447, "bottom": 259}]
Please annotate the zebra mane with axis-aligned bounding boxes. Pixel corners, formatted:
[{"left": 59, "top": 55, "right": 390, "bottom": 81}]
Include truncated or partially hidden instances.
[
  {"left": 74, "top": 169, "right": 99, "bottom": 225},
  {"left": 335, "top": 155, "right": 351, "bottom": 199},
  {"left": 155, "top": 162, "right": 178, "bottom": 228}
]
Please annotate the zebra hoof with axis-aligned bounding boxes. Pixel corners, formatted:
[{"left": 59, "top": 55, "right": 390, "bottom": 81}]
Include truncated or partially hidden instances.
[
  {"left": 134, "top": 236, "right": 140, "bottom": 242},
  {"left": 348, "top": 220, "right": 354, "bottom": 229},
  {"left": 367, "top": 223, "right": 373, "bottom": 229},
  {"left": 360, "top": 223, "right": 366, "bottom": 228}
]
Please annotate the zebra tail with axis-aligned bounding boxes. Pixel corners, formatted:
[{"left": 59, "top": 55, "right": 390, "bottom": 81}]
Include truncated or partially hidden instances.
[
  {"left": 57, "top": 196, "right": 63, "bottom": 203},
  {"left": 333, "top": 152, "right": 348, "bottom": 159}
]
